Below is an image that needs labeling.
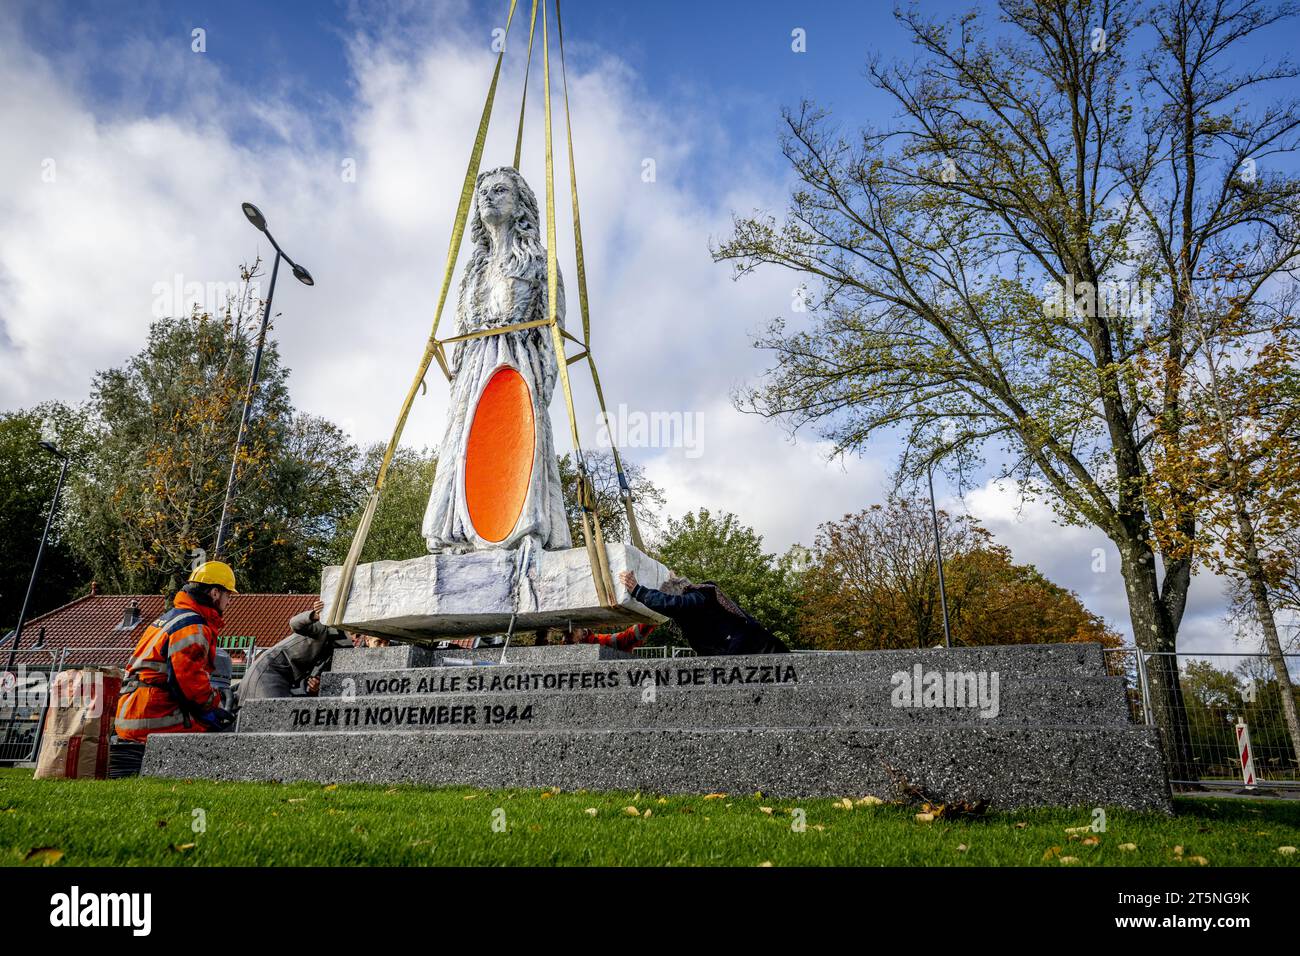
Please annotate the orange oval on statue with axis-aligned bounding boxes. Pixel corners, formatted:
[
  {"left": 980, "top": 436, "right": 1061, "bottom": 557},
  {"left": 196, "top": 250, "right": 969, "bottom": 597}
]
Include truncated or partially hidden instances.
[{"left": 465, "top": 365, "right": 536, "bottom": 543}]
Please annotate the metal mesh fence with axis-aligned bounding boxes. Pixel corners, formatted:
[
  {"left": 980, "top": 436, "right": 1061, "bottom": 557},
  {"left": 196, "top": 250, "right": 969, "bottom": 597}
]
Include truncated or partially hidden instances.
[
  {"left": 1105, "top": 649, "right": 1300, "bottom": 785},
  {"left": 0, "top": 647, "right": 131, "bottom": 765}
]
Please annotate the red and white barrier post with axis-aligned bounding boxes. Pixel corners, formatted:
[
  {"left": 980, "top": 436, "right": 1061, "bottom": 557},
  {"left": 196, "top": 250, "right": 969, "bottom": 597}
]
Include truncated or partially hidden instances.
[{"left": 1235, "top": 719, "right": 1257, "bottom": 787}]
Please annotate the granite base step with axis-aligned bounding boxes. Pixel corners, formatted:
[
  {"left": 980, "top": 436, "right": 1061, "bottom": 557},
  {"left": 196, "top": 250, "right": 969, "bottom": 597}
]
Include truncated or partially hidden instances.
[
  {"left": 142, "top": 724, "right": 1172, "bottom": 811},
  {"left": 321, "top": 644, "right": 1114, "bottom": 700},
  {"left": 236, "top": 678, "right": 1132, "bottom": 733}
]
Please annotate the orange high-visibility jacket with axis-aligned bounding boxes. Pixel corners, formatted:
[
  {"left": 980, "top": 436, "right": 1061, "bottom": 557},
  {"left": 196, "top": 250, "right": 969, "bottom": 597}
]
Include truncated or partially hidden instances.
[{"left": 115, "top": 592, "right": 224, "bottom": 743}]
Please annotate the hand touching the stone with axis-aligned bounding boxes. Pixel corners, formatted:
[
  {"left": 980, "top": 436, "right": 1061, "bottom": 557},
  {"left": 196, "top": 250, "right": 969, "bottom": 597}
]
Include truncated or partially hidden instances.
[{"left": 619, "top": 570, "right": 638, "bottom": 593}]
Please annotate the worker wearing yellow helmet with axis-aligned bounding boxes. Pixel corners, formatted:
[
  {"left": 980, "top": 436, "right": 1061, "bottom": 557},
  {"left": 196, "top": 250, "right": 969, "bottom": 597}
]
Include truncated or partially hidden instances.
[{"left": 115, "top": 561, "right": 239, "bottom": 743}]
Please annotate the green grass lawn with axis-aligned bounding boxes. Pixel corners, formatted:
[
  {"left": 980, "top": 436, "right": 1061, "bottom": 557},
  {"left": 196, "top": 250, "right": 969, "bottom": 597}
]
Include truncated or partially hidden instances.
[{"left": 2, "top": 768, "right": 1298, "bottom": 866}]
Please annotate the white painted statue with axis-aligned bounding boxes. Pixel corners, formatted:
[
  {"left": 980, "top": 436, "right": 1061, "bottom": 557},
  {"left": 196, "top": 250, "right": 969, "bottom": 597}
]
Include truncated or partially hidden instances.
[{"left": 422, "top": 166, "right": 574, "bottom": 555}]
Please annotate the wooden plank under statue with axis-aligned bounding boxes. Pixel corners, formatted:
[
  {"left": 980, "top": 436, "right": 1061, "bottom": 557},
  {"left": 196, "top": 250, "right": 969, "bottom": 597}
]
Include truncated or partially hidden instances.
[{"left": 321, "top": 167, "right": 667, "bottom": 641}]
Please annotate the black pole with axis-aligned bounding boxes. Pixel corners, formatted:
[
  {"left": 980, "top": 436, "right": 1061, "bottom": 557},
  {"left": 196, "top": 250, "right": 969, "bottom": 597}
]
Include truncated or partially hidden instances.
[
  {"left": 927, "top": 460, "right": 952, "bottom": 649},
  {"left": 214, "top": 250, "right": 280, "bottom": 559},
  {"left": 2, "top": 447, "right": 68, "bottom": 757}
]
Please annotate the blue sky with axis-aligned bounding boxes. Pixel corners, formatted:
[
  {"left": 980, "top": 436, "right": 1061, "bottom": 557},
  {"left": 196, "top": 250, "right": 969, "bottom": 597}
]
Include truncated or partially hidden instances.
[
  {"left": 3, "top": 0, "right": 1298, "bottom": 656},
  {"left": 13, "top": 0, "right": 973, "bottom": 193}
]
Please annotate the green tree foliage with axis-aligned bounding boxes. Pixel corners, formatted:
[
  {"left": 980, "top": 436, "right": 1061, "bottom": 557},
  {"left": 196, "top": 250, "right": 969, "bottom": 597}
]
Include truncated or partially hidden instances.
[
  {"left": 332, "top": 446, "right": 438, "bottom": 564},
  {"left": 241, "top": 414, "right": 365, "bottom": 592},
  {"left": 1180, "top": 659, "right": 1300, "bottom": 780},
  {"left": 653, "top": 508, "right": 800, "bottom": 646},
  {"left": 0, "top": 405, "right": 91, "bottom": 630},
  {"left": 558, "top": 451, "right": 666, "bottom": 547},
  {"left": 65, "top": 266, "right": 362, "bottom": 595}
]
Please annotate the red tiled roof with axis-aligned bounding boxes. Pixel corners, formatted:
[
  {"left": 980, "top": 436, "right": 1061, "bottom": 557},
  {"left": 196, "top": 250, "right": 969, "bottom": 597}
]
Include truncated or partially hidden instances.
[{"left": 3, "top": 593, "right": 321, "bottom": 669}]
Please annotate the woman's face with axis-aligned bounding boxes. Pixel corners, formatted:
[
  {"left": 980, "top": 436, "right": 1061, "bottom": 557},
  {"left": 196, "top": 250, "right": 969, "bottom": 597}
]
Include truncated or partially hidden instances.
[{"left": 478, "top": 174, "right": 517, "bottom": 228}]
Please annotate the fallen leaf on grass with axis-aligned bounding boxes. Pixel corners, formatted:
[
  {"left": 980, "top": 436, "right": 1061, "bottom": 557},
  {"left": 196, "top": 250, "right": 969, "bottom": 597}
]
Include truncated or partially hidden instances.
[
  {"left": 463, "top": 794, "right": 479, "bottom": 800},
  {"left": 956, "top": 844, "right": 968, "bottom": 853},
  {"left": 322, "top": 784, "right": 338, "bottom": 792},
  {"left": 915, "top": 812, "right": 935, "bottom": 823},
  {"left": 913, "top": 799, "right": 987, "bottom": 820},
  {"left": 1188, "top": 856, "right": 1209, "bottom": 866},
  {"left": 1014, "top": 822, "right": 1029, "bottom": 830},
  {"left": 642, "top": 809, "right": 653, "bottom": 818},
  {"left": 856, "top": 796, "right": 884, "bottom": 806},
  {"left": 1065, "top": 825, "right": 1091, "bottom": 834},
  {"left": 1119, "top": 843, "right": 1137, "bottom": 852},
  {"left": 1081, "top": 836, "right": 1100, "bottom": 847},
  {"left": 169, "top": 843, "right": 196, "bottom": 854},
  {"left": 757, "top": 861, "right": 773, "bottom": 867},
  {"left": 24, "top": 847, "right": 63, "bottom": 866},
  {"left": 1278, "top": 846, "right": 1297, "bottom": 856},
  {"left": 623, "top": 806, "right": 641, "bottom": 817},
  {"left": 584, "top": 808, "right": 598, "bottom": 817},
  {"left": 384, "top": 788, "right": 398, "bottom": 795},
  {"left": 287, "top": 798, "right": 306, "bottom": 804},
  {"left": 759, "top": 807, "right": 774, "bottom": 815},
  {"left": 1173, "top": 845, "right": 1184, "bottom": 857},
  {"left": 1042, "top": 846, "right": 1062, "bottom": 861},
  {"left": 1059, "top": 856, "right": 1080, "bottom": 865},
  {"left": 540, "top": 792, "right": 554, "bottom": 800},
  {"left": 703, "top": 793, "right": 726, "bottom": 800},
  {"left": 834, "top": 798, "right": 854, "bottom": 810}
]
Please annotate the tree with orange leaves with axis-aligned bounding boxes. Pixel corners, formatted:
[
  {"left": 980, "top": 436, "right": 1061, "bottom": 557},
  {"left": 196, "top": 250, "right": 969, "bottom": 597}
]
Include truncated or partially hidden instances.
[{"left": 1142, "top": 273, "right": 1300, "bottom": 769}]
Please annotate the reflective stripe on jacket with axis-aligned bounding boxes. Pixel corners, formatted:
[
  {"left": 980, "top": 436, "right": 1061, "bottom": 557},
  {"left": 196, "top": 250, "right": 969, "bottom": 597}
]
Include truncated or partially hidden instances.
[{"left": 115, "top": 592, "right": 224, "bottom": 742}]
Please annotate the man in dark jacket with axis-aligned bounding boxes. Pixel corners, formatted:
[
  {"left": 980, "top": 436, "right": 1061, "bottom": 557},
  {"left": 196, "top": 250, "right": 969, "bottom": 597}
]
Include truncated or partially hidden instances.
[
  {"left": 238, "top": 608, "right": 354, "bottom": 701},
  {"left": 619, "top": 571, "right": 789, "bottom": 656}
]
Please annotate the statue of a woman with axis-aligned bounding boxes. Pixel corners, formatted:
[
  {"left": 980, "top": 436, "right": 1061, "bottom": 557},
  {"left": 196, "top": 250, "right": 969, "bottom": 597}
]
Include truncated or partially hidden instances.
[{"left": 422, "top": 166, "right": 574, "bottom": 554}]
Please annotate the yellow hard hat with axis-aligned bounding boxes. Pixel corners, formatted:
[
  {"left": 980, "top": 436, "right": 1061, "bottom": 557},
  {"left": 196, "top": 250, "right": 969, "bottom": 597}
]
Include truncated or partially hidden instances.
[{"left": 189, "top": 561, "right": 239, "bottom": 594}]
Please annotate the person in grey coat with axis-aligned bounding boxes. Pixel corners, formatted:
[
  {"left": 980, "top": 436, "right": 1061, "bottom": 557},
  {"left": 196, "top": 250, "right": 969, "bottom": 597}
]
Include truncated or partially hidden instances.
[{"left": 238, "top": 609, "right": 355, "bottom": 701}]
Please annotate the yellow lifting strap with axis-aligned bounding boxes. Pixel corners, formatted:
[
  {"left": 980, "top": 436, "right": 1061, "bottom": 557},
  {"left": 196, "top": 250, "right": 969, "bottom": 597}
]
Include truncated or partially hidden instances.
[
  {"left": 513, "top": 0, "right": 540, "bottom": 171},
  {"left": 328, "top": 0, "right": 654, "bottom": 626},
  {"left": 541, "top": 0, "right": 617, "bottom": 607},
  {"left": 326, "top": 0, "right": 521, "bottom": 627},
  {"left": 555, "top": 0, "right": 646, "bottom": 553}
]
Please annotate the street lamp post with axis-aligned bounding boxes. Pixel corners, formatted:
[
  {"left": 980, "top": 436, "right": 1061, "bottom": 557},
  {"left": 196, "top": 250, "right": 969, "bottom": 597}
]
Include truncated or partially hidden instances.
[
  {"left": 927, "top": 460, "right": 953, "bottom": 649},
  {"left": 1, "top": 437, "right": 70, "bottom": 759},
  {"left": 213, "top": 203, "right": 313, "bottom": 559}
]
